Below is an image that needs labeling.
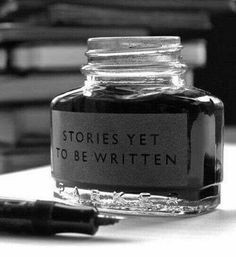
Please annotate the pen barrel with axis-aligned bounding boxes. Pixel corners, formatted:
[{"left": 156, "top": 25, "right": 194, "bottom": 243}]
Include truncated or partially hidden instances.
[
  {"left": 0, "top": 199, "right": 99, "bottom": 235},
  {"left": 0, "top": 199, "right": 34, "bottom": 233}
]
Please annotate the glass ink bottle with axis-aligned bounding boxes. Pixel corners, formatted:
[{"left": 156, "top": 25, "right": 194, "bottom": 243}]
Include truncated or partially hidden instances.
[{"left": 51, "top": 37, "right": 224, "bottom": 216}]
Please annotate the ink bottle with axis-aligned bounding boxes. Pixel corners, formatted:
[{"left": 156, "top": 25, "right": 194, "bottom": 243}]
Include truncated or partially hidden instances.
[{"left": 51, "top": 37, "right": 224, "bottom": 216}]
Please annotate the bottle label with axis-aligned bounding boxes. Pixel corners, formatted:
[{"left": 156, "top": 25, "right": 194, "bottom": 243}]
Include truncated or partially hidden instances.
[{"left": 52, "top": 111, "right": 188, "bottom": 188}]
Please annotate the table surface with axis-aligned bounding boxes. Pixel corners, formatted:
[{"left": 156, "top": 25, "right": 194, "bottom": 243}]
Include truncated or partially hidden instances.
[{"left": 0, "top": 143, "right": 235, "bottom": 257}]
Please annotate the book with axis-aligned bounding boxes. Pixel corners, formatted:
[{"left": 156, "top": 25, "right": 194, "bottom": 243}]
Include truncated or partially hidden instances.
[
  {"left": 49, "top": 4, "right": 212, "bottom": 31},
  {"left": 181, "top": 40, "right": 207, "bottom": 68},
  {"left": 0, "top": 0, "right": 234, "bottom": 17},
  {"left": 10, "top": 44, "right": 87, "bottom": 72},
  {"left": 0, "top": 73, "right": 84, "bottom": 102},
  {"left": 0, "top": 145, "right": 50, "bottom": 174},
  {"left": 0, "top": 23, "right": 149, "bottom": 44},
  {"left": 66, "top": 0, "right": 235, "bottom": 12},
  {"left": 0, "top": 48, "right": 7, "bottom": 70},
  {"left": 0, "top": 103, "right": 50, "bottom": 145}
]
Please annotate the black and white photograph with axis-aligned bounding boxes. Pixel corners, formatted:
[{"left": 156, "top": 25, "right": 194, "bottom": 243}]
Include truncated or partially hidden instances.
[{"left": 0, "top": 0, "right": 235, "bottom": 256}]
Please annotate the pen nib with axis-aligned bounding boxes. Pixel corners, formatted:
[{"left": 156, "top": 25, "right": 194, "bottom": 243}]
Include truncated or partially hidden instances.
[{"left": 97, "top": 214, "right": 122, "bottom": 226}]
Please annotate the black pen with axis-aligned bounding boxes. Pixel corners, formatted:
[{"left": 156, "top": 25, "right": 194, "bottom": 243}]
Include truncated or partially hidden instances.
[{"left": 0, "top": 198, "right": 120, "bottom": 235}]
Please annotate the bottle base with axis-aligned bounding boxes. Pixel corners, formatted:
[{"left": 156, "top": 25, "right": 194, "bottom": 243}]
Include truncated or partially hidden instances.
[{"left": 54, "top": 183, "right": 220, "bottom": 217}]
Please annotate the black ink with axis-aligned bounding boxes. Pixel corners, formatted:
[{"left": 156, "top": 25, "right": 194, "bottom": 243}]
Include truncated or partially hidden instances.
[
  {"left": 68, "top": 131, "right": 74, "bottom": 141},
  {"left": 61, "top": 149, "right": 67, "bottom": 159},
  {"left": 112, "top": 134, "right": 118, "bottom": 145},
  {"left": 127, "top": 134, "right": 135, "bottom": 145},
  {"left": 111, "top": 153, "right": 118, "bottom": 164},
  {"left": 141, "top": 153, "right": 150, "bottom": 165},
  {"left": 76, "top": 132, "right": 84, "bottom": 142},
  {"left": 52, "top": 87, "right": 223, "bottom": 201},
  {"left": 94, "top": 152, "right": 106, "bottom": 163},
  {"left": 140, "top": 134, "right": 146, "bottom": 145},
  {"left": 129, "top": 153, "right": 138, "bottom": 164},
  {"left": 87, "top": 132, "right": 94, "bottom": 144},
  {"left": 154, "top": 154, "right": 161, "bottom": 165},
  {"left": 82, "top": 151, "right": 88, "bottom": 162},
  {"left": 74, "top": 151, "right": 88, "bottom": 162},
  {"left": 150, "top": 134, "right": 159, "bottom": 145},
  {"left": 63, "top": 131, "right": 67, "bottom": 141},
  {"left": 103, "top": 133, "right": 109, "bottom": 144},
  {"left": 166, "top": 154, "right": 176, "bottom": 165}
]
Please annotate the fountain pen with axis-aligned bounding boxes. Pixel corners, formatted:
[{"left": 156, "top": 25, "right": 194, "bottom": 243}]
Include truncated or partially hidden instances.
[{"left": 0, "top": 198, "right": 119, "bottom": 235}]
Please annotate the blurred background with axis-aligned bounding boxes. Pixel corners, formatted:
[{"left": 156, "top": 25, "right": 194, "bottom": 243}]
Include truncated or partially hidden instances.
[{"left": 0, "top": 0, "right": 235, "bottom": 173}]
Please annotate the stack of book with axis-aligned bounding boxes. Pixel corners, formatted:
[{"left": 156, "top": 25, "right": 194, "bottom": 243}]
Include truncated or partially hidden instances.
[
  {"left": 0, "top": 74, "right": 88, "bottom": 173},
  {"left": 0, "top": 2, "right": 150, "bottom": 173},
  {"left": 0, "top": 0, "right": 234, "bottom": 173}
]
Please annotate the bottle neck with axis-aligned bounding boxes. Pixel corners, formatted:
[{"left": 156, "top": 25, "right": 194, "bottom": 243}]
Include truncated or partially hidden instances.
[{"left": 81, "top": 37, "right": 188, "bottom": 89}]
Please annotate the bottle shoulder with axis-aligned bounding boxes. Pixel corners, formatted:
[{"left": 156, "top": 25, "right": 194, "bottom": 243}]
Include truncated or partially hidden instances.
[{"left": 51, "top": 85, "right": 223, "bottom": 114}]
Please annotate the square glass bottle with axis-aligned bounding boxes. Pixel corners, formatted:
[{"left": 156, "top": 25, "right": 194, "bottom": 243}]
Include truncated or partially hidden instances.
[{"left": 51, "top": 37, "right": 224, "bottom": 216}]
